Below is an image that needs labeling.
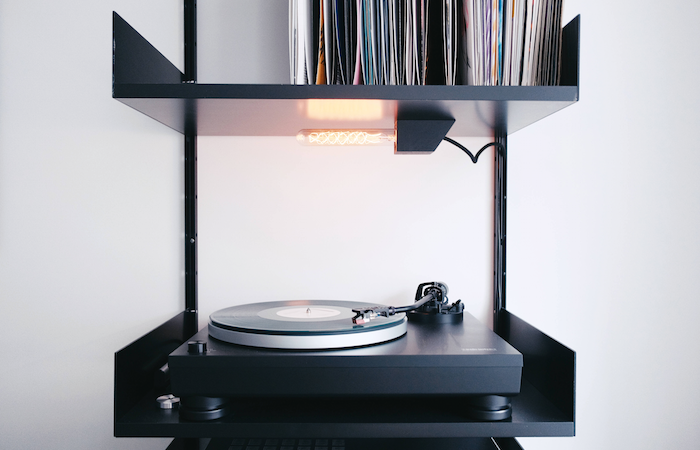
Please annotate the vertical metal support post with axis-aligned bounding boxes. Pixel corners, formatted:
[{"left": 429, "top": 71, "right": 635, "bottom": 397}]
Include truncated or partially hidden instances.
[
  {"left": 184, "top": 0, "right": 198, "bottom": 314},
  {"left": 184, "top": 0, "right": 197, "bottom": 82},
  {"left": 184, "top": 133, "right": 197, "bottom": 313},
  {"left": 493, "top": 130, "right": 507, "bottom": 333}
]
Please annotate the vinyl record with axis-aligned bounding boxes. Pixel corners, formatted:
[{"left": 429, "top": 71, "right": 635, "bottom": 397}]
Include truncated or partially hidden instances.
[{"left": 208, "top": 300, "right": 407, "bottom": 350}]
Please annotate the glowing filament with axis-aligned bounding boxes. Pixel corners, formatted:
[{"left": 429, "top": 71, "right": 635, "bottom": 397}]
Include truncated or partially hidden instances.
[
  {"left": 309, "top": 131, "right": 381, "bottom": 145},
  {"left": 297, "top": 129, "right": 395, "bottom": 146}
]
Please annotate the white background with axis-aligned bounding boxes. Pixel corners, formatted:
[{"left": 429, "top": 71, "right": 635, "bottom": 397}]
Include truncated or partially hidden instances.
[{"left": 1, "top": 0, "right": 699, "bottom": 449}]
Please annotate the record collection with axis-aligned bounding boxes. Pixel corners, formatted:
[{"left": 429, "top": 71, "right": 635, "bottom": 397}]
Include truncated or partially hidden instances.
[{"left": 289, "top": 0, "right": 564, "bottom": 86}]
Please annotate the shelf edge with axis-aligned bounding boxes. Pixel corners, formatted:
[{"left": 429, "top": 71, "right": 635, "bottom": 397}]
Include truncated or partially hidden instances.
[
  {"left": 114, "top": 311, "right": 198, "bottom": 435},
  {"left": 497, "top": 310, "right": 576, "bottom": 431},
  {"left": 113, "top": 12, "right": 184, "bottom": 86}
]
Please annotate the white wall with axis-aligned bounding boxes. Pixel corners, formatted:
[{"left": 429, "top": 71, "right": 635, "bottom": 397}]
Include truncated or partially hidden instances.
[
  {"left": 0, "top": 1, "right": 183, "bottom": 449},
  {"left": 1, "top": 1, "right": 699, "bottom": 449},
  {"left": 511, "top": 0, "right": 700, "bottom": 448}
]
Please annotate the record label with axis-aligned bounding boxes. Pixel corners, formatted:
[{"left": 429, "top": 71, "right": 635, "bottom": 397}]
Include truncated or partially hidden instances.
[
  {"left": 208, "top": 300, "right": 407, "bottom": 350},
  {"left": 263, "top": 305, "right": 345, "bottom": 320},
  {"left": 274, "top": 307, "right": 340, "bottom": 319}
]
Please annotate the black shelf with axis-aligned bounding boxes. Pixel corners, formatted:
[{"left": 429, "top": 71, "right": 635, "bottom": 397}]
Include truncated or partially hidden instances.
[
  {"left": 166, "top": 437, "right": 526, "bottom": 450},
  {"left": 113, "top": 13, "right": 580, "bottom": 138},
  {"left": 113, "top": 83, "right": 578, "bottom": 138},
  {"left": 115, "top": 311, "right": 574, "bottom": 440},
  {"left": 117, "top": 380, "right": 570, "bottom": 439}
]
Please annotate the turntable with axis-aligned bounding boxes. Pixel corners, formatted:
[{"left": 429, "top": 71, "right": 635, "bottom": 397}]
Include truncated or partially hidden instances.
[{"left": 168, "top": 283, "right": 523, "bottom": 422}]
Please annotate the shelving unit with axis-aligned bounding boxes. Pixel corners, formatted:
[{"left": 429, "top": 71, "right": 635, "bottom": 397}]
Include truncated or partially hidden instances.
[
  {"left": 112, "top": 14, "right": 579, "bottom": 139},
  {"left": 113, "top": 3, "right": 578, "bottom": 450}
]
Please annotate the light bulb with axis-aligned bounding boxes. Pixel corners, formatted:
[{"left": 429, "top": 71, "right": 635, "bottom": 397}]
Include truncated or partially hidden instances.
[{"left": 296, "top": 129, "right": 396, "bottom": 146}]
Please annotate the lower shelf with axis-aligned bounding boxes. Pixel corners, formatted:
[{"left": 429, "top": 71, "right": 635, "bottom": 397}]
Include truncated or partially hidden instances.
[
  {"left": 116, "top": 380, "right": 571, "bottom": 438},
  {"left": 165, "top": 437, "right": 525, "bottom": 450},
  {"left": 114, "top": 309, "right": 574, "bottom": 440}
]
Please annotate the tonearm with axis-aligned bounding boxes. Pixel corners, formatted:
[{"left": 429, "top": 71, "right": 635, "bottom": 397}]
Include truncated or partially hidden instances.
[{"left": 352, "top": 282, "right": 464, "bottom": 324}]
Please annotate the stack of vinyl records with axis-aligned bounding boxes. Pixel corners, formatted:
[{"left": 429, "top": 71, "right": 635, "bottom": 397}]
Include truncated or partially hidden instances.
[{"left": 289, "top": 0, "right": 564, "bottom": 86}]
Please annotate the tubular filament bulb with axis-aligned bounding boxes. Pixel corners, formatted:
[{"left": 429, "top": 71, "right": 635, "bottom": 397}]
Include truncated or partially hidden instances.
[{"left": 296, "top": 129, "right": 395, "bottom": 146}]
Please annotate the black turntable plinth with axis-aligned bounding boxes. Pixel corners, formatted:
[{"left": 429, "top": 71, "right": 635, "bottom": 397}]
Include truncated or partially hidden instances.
[{"left": 168, "top": 310, "right": 522, "bottom": 421}]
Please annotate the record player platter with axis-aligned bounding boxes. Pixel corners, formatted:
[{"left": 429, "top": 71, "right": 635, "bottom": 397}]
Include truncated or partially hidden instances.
[{"left": 208, "top": 300, "right": 408, "bottom": 349}]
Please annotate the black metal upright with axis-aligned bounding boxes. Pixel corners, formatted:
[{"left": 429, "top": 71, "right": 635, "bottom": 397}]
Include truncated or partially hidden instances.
[
  {"left": 184, "top": 0, "right": 198, "bottom": 314},
  {"left": 493, "top": 130, "right": 507, "bottom": 333},
  {"left": 181, "top": 8, "right": 201, "bottom": 450},
  {"left": 184, "top": 0, "right": 197, "bottom": 82}
]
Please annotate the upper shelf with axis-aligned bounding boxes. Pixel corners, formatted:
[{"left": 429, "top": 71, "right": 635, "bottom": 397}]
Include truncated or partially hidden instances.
[{"left": 113, "top": 13, "right": 579, "bottom": 138}]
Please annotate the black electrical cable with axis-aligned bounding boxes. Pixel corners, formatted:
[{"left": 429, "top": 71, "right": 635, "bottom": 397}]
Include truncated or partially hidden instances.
[{"left": 443, "top": 137, "right": 505, "bottom": 163}]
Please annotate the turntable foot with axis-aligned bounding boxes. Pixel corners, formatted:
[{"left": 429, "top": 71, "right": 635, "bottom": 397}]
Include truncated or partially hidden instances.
[
  {"left": 179, "top": 396, "right": 232, "bottom": 421},
  {"left": 464, "top": 395, "right": 512, "bottom": 421}
]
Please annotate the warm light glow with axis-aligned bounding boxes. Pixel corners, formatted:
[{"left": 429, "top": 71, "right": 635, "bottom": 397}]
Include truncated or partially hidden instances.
[
  {"left": 305, "top": 100, "right": 384, "bottom": 120},
  {"left": 296, "top": 129, "right": 396, "bottom": 146}
]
